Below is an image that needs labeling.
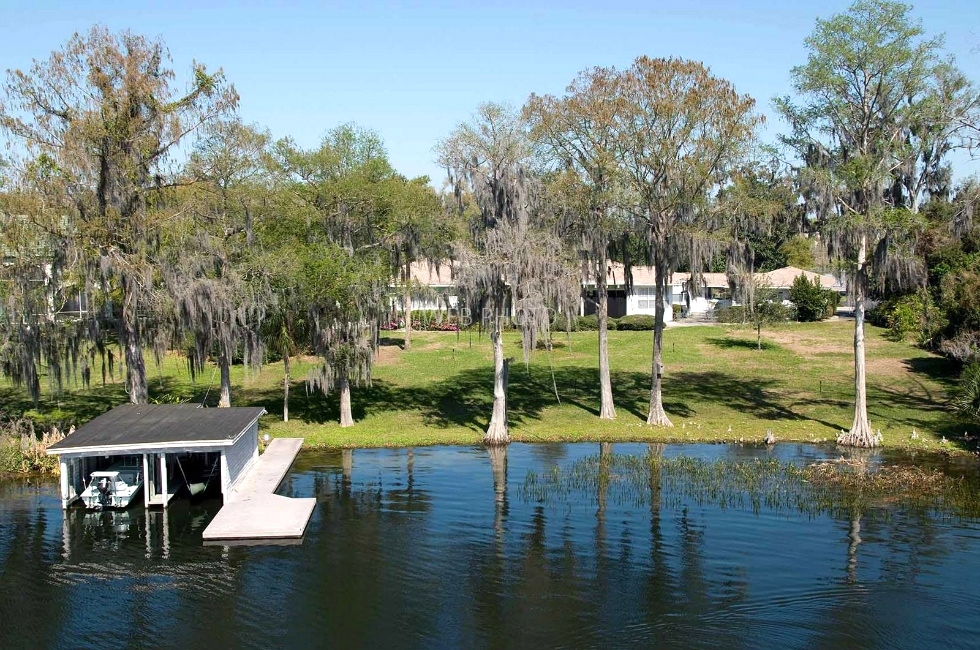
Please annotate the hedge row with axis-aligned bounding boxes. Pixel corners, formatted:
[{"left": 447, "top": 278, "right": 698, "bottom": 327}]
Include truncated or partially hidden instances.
[{"left": 553, "top": 314, "right": 659, "bottom": 332}]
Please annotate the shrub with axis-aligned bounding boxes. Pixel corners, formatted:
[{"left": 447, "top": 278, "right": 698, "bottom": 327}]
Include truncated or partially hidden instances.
[
  {"left": 756, "top": 301, "right": 794, "bottom": 323},
  {"left": 789, "top": 275, "right": 827, "bottom": 322},
  {"left": 884, "top": 292, "right": 946, "bottom": 343},
  {"left": 408, "top": 310, "right": 460, "bottom": 331},
  {"left": 573, "top": 314, "right": 618, "bottom": 331},
  {"left": 940, "top": 331, "right": 980, "bottom": 363},
  {"left": 866, "top": 297, "right": 896, "bottom": 327},
  {"left": 824, "top": 290, "right": 842, "bottom": 317},
  {"left": 888, "top": 295, "right": 922, "bottom": 341},
  {"left": 672, "top": 304, "right": 684, "bottom": 320},
  {"left": 550, "top": 313, "right": 575, "bottom": 332},
  {"left": 617, "top": 314, "right": 656, "bottom": 330},
  {"left": 381, "top": 309, "right": 465, "bottom": 332},
  {"left": 953, "top": 361, "right": 980, "bottom": 422},
  {"left": 714, "top": 305, "right": 748, "bottom": 323}
]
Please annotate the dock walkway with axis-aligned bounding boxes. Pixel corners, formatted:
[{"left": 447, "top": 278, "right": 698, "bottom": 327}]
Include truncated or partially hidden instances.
[{"left": 202, "top": 438, "right": 315, "bottom": 542}]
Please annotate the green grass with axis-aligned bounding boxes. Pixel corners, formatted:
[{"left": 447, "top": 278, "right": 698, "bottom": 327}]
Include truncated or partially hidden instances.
[{"left": 1, "top": 320, "right": 975, "bottom": 456}]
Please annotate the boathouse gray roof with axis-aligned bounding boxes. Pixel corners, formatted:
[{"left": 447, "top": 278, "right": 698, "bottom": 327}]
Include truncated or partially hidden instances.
[{"left": 47, "top": 404, "right": 266, "bottom": 455}]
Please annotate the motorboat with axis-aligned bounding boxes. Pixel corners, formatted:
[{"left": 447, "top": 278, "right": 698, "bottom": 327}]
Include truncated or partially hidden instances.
[{"left": 80, "top": 461, "right": 143, "bottom": 509}]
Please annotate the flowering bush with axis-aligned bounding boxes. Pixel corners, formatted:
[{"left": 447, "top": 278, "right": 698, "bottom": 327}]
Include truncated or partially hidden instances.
[{"left": 382, "top": 312, "right": 461, "bottom": 331}]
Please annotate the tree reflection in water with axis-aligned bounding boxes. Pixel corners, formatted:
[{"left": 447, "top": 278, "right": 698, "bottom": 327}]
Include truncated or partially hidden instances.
[{"left": 2, "top": 444, "right": 979, "bottom": 648}]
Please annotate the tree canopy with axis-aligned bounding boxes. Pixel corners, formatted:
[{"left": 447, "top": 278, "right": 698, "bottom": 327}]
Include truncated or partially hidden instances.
[
  {"left": 1, "top": 12, "right": 978, "bottom": 443},
  {"left": 776, "top": 0, "right": 979, "bottom": 446},
  {"left": 0, "top": 26, "right": 238, "bottom": 404}
]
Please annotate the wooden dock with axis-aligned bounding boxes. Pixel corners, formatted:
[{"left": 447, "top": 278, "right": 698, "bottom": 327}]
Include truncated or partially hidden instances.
[{"left": 202, "top": 438, "right": 315, "bottom": 543}]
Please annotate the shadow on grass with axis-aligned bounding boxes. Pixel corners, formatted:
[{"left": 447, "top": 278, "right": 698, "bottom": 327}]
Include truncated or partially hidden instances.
[
  {"left": 665, "top": 370, "right": 839, "bottom": 428},
  {"left": 378, "top": 335, "right": 405, "bottom": 350},
  {"left": 1, "top": 374, "right": 222, "bottom": 429},
  {"left": 868, "top": 382, "right": 980, "bottom": 452},
  {"left": 247, "top": 365, "right": 639, "bottom": 432},
  {"left": 705, "top": 336, "right": 782, "bottom": 352},
  {"left": 245, "top": 363, "right": 858, "bottom": 434},
  {"left": 8, "top": 344, "right": 967, "bottom": 448},
  {"left": 903, "top": 357, "right": 959, "bottom": 388}
]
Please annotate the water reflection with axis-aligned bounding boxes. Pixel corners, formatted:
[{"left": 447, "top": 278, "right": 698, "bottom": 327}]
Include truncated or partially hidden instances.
[{"left": 0, "top": 443, "right": 978, "bottom": 649}]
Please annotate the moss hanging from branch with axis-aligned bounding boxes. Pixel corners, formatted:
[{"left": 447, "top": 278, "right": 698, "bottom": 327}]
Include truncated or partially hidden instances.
[
  {"left": 0, "top": 26, "right": 239, "bottom": 404},
  {"left": 439, "top": 103, "right": 579, "bottom": 445}
]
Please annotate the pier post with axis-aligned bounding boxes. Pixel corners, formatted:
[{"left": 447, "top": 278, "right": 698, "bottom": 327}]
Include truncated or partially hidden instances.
[
  {"left": 143, "top": 454, "right": 151, "bottom": 508},
  {"left": 160, "top": 454, "right": 169, "bottom": 509},
  {"left": 59, "top": 459, "right": 70, "bottom": 508}
]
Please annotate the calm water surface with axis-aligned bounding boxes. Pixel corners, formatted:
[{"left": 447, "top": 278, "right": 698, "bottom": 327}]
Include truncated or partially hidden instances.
[{"left": 1, "top": 443, "right": 979, "bottom": 649}]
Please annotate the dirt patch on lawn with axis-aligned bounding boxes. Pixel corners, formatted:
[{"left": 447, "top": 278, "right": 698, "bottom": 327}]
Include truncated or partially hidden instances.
[
  {"left": 764, "top": 329, "right": 850, "bottom": 356},
  {"left": 759, "top": 332, "right": 917, "bottom": 378},
  {"left": 865, "top": 356, "right": 910, "bottom": 377},
  {"left": 374, "top": 344, "right": 402, "bottom": 365}
]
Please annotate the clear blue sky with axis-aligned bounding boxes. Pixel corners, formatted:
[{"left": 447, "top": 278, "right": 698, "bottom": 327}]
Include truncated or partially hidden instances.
[{"left": 2, "top": 0, "right": 978, "bottom": 184}]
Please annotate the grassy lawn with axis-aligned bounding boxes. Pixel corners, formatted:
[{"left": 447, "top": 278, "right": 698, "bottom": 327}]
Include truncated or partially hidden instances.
[{"left": 1, "top": 319, "right": 974, "bottom": 454}]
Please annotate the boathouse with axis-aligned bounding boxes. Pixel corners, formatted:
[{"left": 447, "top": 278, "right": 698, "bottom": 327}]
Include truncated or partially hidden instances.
[{"left": 47, "top": 404, "right": 265, "bottom": 509}]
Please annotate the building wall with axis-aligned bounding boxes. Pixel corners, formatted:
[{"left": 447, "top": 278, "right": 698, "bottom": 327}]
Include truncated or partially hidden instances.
[
  {"left": 222, "top": 422, "right": 259, "bottom": 493},
  {"left": 582, "top": 290, "right": 628, "bottom": 318},
  {"left": 392, "top": 289, "right": 457, "bottom": 312},
  {"left": 625, "top": 286, "right": 683, "bottom": 320}
]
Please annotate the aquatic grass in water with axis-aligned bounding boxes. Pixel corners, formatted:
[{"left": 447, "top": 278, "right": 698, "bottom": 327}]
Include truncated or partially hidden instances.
[
  {"left": 0, "top": 411, "right": 62, "bottom": 475},
  {"left": 4, "top": 443, "right": 980, "bottom": 649},
  {"left": 522, "top": 451, "right": 980, "bottom": 520}
]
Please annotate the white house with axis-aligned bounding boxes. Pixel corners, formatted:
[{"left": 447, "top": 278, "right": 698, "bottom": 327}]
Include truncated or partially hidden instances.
[
  {"left": 400, "top": 262, "right": 457, "bottom": 311},
  {"left": 396, "top": 260, "right": 844, "bottom": 324}
]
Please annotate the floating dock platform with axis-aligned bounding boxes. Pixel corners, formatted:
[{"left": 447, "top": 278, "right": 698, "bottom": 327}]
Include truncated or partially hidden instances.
[{"left": 202, "top": 438, "right": 315, "bottom": 543}]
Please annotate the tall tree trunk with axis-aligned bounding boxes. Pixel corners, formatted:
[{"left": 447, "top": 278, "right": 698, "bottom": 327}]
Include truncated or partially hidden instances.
[
  {"left": 489, "top": 445, "right": 508, "bottom": 540},
  {"left": 597, "top": 258, "right": 616, "bottom": 419},
  {"left": 341, "top": 448, "right": 353, "bottom": 493},
  {"left": 485, "top": 328, "right": 510, "bottom": 445},
  {"left": 757, "top": 321, "right": 762, "bottom": 351},
  {"left": 121, "top": 275, "right": 147, "bottom": 404},
  {"left": 596, "top": 441, "right": 612, "bottom": 549},
  {"left": 282, "top": 352, "right": 291, "bottom": 423},
  {"left": 404, "top": 286, "right": 413, "bottom": 351},
  {"left": 403, "top": 261, "right": 413, "bottom": 351},
  {"left": 839, "top": 232, "right": 875, "bottom": 447},
  {"left": 647, "top": 261, "right": 672, "bottom": 426},
  {"left": 339, "top": 376, "right": 354, "bottom": 427},
  {"left": 218, "top": 346, "right": 232, "bottom": 408},
  {"left": 648, "top": 442, "right": 666, "bottom": 585},
  {"left": 846, "top": 511, "right": 862, "bottom": 583}
]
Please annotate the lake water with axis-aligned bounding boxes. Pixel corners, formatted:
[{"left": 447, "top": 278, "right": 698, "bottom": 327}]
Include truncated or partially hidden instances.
[{"left": 2, "top": 443, "right": 979, "bottom": 649}]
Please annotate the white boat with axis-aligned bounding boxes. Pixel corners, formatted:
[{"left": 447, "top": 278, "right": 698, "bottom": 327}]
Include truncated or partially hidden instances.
[{"left": 80, "top": 461, "right": 143, "bottom": 509}]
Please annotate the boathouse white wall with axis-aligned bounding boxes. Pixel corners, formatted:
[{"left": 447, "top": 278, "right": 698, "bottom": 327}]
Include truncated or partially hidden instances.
[{"left": 221, "top": 420, "right": 260, "bottom": 494}]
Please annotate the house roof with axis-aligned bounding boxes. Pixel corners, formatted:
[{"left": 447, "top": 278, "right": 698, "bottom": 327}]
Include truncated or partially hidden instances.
[
  {"left": 584, "top": 265, "right": 729, "bottom": 289},
  {"left": 408, "top": 261, "right": 454, "bottom": 286},
  {"left": 698, "top": 273, "right": 730, "bottom": 289},
  {"left": 47, "top": 404, "right": 266, "bottom": 455},
  {"left": 403, "top": 259, "right": 842, "bottom": 293},
  {"left": 585, "top": 263, "right": 686, "bottom": 288},
  {"left": 758, "top": 266, "right": 840, "bottom": 290}
]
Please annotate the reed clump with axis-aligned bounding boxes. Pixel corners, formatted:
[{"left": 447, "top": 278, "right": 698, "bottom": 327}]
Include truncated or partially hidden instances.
[
  {"left": 522, "top": 451, "right": 980, "bottom": 520},
  {"left": 0, "top": 411, "right": 63, "bottom": 475}
]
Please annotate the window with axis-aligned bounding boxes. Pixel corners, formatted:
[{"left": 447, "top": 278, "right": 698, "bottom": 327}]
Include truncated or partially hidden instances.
[{"left": 636, "top": 287, "right": 656, "bottom": 310}]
